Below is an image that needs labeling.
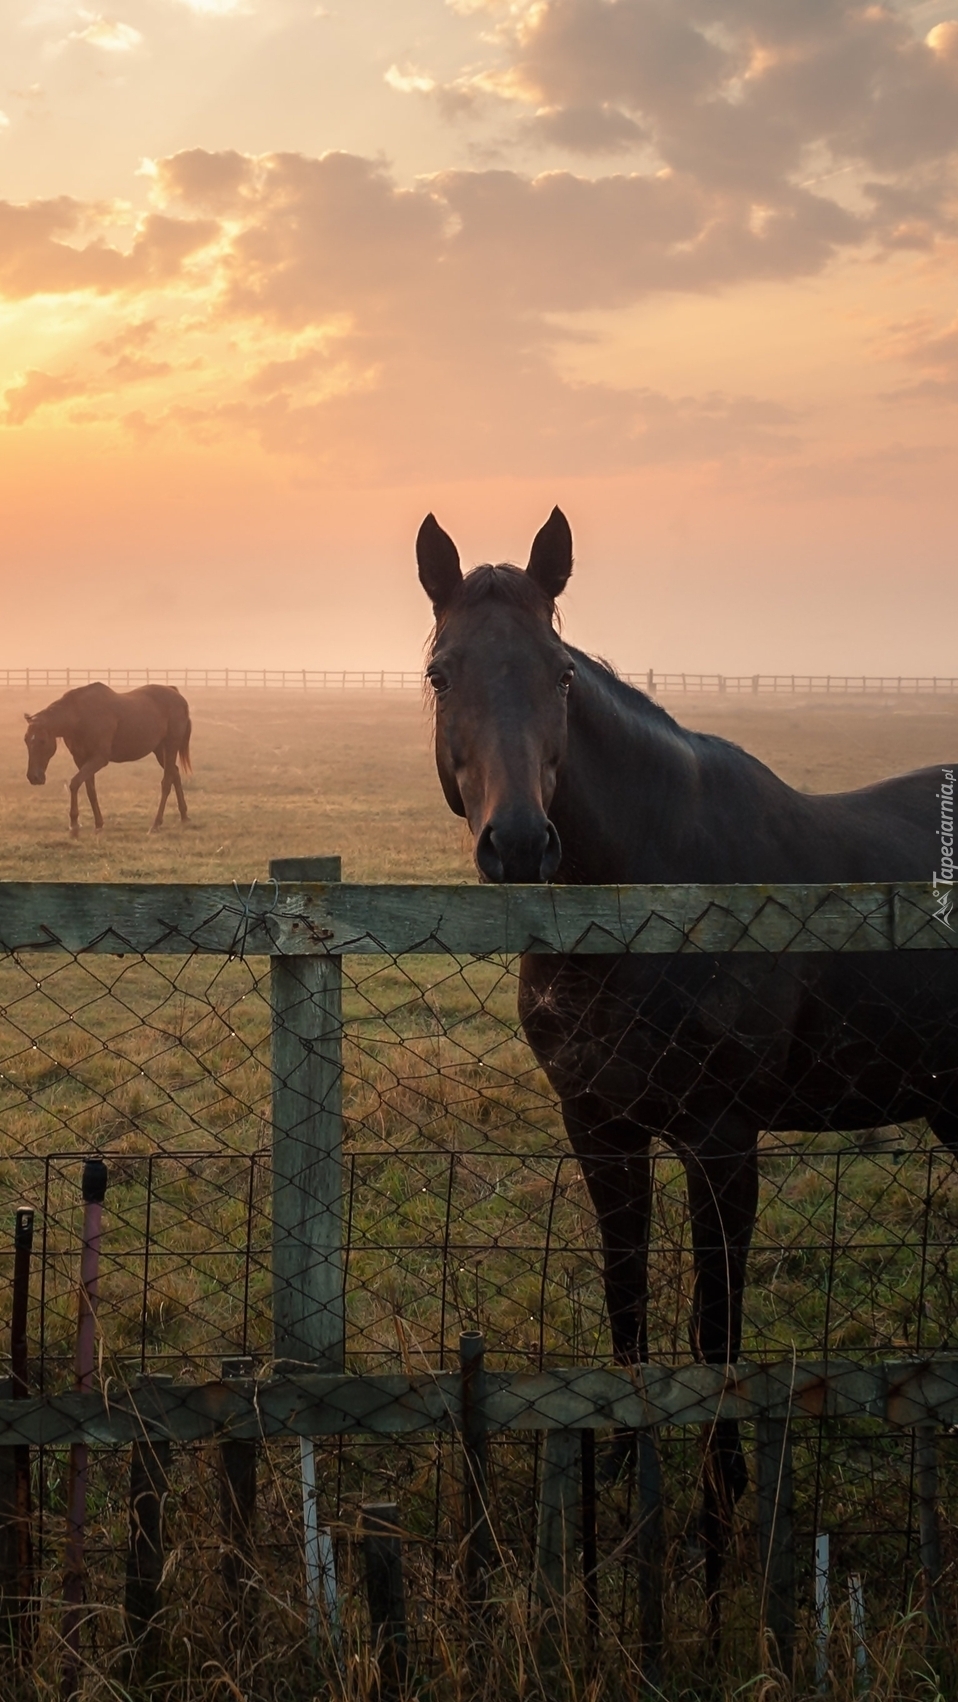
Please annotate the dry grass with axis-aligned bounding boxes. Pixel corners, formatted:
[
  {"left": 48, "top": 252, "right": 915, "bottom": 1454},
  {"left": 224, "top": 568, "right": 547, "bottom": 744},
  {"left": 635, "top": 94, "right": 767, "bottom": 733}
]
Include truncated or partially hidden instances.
[{"left": 2, "top": 686, "right": 956, "bottom": 885}]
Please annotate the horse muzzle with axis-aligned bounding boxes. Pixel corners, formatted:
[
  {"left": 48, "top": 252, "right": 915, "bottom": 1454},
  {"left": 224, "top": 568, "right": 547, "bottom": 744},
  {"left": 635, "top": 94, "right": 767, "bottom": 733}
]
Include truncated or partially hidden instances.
[
  {"left": 475, "top": 816, "right": 561, "bottom": 883},
  {"left": 27, "top": 773, "right": 46, "bottom": 787}
]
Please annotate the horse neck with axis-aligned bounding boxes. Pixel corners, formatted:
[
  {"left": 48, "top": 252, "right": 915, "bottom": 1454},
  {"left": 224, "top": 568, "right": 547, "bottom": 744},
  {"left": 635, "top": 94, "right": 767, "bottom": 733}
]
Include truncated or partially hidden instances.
[
  {"left": 37, "top": 697, "right": 74, "bottom": 736},
  {"left": 551, "top": 657, "right": 699, "bottom": 883}
]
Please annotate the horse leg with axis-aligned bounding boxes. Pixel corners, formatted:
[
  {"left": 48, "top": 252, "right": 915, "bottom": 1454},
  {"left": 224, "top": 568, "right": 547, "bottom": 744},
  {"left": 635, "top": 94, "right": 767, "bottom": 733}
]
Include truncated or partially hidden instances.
[
  {"left": 564, "top": 1106, "right": 652, "bottom": 1473},
  {"left": 680, "top": 1120, "right": 758, "bottom": 1650},
  {"left": 151, "top": 746, "right": 175, "bottom": 831},
  {"left": 565, "top": 1105, "right": 652, "bottom": 1360},
  {"left": 68, "top": 759, "right": 107, "bottom": 837},
  {"left": 171, "top": 765, "right": 188, "bottom": 823},
  {"left": 85, "top": 776, "right": 104, "bottom": 833}
]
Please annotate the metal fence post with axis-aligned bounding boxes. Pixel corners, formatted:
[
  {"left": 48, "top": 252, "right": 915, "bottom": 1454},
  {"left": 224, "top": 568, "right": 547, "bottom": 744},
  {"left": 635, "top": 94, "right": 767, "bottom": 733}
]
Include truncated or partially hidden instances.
[{"left": 269, "top": 855, "right": 344, "bottom": 1372}]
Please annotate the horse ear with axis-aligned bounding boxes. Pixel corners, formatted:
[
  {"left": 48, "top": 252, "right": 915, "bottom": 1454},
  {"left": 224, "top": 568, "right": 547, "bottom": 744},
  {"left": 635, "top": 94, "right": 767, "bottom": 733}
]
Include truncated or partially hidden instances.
[
  {"left": 23, "top": 713, "right": 33, "bottom": 724},
  {"left": 527, "top": 507, "right": 573, "bottom": 599},
  {"left": 416, "top": 514, "right": 463, "bottom": 613}
]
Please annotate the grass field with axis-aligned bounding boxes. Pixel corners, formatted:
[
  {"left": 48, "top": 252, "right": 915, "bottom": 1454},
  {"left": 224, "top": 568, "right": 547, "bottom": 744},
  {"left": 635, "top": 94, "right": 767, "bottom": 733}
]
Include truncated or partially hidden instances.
[
  {"left": 3, "top": 686, "right": 957, "bottom": 884},
  {"left": 1, "top": 688, "right": 957, "bottom": 1699}
]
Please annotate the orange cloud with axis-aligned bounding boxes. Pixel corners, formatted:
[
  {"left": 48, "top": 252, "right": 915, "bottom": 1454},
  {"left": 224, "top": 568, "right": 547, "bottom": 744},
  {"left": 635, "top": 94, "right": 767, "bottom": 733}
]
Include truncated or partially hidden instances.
[{"left": 0, "top": 199, "right": 217, "bottom": 299}]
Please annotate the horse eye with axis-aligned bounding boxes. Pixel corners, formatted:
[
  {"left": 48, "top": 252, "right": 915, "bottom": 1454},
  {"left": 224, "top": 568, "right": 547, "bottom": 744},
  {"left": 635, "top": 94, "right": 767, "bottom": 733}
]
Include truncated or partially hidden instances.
[
  {"left": 427, "top": 668, "right": 450, "bottom": 695},
  {"left": 558, "top": 667, "right": 575, "bottom": 695}
]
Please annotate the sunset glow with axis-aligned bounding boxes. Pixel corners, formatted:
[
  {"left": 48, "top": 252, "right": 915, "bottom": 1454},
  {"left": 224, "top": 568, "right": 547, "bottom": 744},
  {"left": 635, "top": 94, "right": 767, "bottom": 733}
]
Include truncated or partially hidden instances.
[{"left": 2, "top": 0, "right": 957, "bottom": 671}]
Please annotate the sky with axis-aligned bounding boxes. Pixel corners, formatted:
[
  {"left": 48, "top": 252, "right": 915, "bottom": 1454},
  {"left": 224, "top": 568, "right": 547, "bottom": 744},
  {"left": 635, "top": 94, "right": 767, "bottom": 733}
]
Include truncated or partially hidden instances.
[{"left": 2, "top": 0, "right": 958, "bottom": 672}]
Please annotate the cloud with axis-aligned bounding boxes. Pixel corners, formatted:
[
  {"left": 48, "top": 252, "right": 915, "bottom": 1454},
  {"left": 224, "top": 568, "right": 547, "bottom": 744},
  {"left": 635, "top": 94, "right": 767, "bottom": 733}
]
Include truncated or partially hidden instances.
[
  {"left": 416, "top": 2, "right": 958, "bottom": 249},
  {"left": 384, "top": 65, "right": 437, "bottom": 95},
  {"left": 170, "top": 0, "right": 250, "bottom": 13},
  {"left": 882, "top": 310, "right": 958, "bottom": 403},
  {"left": 0, "top": 144, "right": 833, "bottom": 474},
  {"left": 70, "top": 14, "right": 143, "bottom": 51},
  {"left": 3, "top": 347, "right": 175, "bottom": 424},
  {"left": 6, "top": 128, "right": 946, "bottom": 478},
  {"left": 2, "top": 369, "right": 89, "bottom": 425},
  {"left": 0, "top": 198, "right": 218, "bottom": 298}
]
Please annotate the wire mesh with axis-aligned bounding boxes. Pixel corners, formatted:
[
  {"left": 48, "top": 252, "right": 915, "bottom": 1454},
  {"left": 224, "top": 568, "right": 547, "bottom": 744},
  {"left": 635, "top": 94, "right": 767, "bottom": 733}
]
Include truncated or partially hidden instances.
[{"left": 0, "top": 891, "right": 955, "bottom": 1693}]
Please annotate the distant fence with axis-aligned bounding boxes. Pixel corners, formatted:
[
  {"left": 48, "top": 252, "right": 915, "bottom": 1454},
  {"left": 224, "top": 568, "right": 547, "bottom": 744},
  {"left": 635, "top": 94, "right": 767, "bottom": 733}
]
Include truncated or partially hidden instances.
[
  {"left": 0, "top": 866, "right": 956, "bottom": 1692},
  {"left": 4, "top": 667, "right": 958, "bottom": 695}
]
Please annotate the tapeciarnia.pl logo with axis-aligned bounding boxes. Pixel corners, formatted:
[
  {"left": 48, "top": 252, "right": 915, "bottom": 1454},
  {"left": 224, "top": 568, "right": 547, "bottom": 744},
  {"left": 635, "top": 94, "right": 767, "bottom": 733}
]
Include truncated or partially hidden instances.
[{"left": 933, "top": 766, "right": 955, "bottom": 928}]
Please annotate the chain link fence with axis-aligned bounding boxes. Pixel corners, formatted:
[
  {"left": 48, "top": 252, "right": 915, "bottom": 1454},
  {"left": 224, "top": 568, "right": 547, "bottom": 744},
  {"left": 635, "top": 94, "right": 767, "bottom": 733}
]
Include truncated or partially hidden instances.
[{"left": 0, "top": 872, "right": 955, "bottom": 1696}]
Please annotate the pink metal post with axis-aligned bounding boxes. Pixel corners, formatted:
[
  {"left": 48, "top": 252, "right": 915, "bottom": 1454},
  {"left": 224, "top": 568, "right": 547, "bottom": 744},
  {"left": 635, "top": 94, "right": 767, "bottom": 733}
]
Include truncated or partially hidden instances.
[{"left": 61, "top": 1158, "right": 107, "bottom": 1702}]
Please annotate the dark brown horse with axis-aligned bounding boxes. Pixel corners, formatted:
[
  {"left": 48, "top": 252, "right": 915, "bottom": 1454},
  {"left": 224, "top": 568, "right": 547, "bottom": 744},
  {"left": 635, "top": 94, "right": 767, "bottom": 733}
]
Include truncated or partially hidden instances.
[
  {"left": 416, "top": 507, "right": 958, "bottom": 1638},
  {"left": 24, "top": 682, "right": 192, "bottom": 836}
]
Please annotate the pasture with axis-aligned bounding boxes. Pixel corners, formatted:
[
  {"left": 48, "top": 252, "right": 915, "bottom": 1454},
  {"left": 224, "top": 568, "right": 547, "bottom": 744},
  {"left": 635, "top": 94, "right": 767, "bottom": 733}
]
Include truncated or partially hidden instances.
[
  {"left": 1, "top": 687, "right": 957, "bottom": 1699},
  {"left": 2, "top": 686, "right": 958, "bottom": 884}
]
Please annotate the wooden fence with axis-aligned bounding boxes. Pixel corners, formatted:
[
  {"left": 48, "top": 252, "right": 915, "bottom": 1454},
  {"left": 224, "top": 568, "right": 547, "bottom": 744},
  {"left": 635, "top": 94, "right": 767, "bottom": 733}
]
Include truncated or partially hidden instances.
[
  {"left": 3, "top": 667, "right": 958, "bottom": 695},
  {"left": 0, "top": 867, "right": 955, "bottom": 1687}
]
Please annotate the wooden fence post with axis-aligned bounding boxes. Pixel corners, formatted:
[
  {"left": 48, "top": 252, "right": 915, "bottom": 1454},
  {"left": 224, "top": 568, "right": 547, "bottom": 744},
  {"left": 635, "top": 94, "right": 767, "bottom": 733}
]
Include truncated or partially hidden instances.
[
  {"left": 0, "top": 1378, "right": 17, "bottom": 1660},
  {"left": 459, "top": 1332, "right": 490, "bottom": 1612},
  {"left": 756, "top": 1415, "right": 795, "bottom": 1676},
  {"left": 915, "top": 1423, "right": 941, "bottom": 1634},
  {"left": 124, "top": 1374, "right": 172, "bottom": 1689},
  {"left": 270, "top": 855, "right": 345, "bottom": 1374},
  {"left": 636, "top": 1428, "right": 664, "bottom": 1680},
  {"left": 0, "top": 1206, "right": 36, "bottom": 1668},
  {"left": 362, "top": 1502, "right": 408, "bottom": 1700},
  {"left": 534, "top": 1428, "right": 579, "bottom": 1645},
  {"left": 219, "top": 1357, "right": 258, "bottom": 1673},
  {"left": 581, "top": 1431, "right": 599, "bottom": 1646}
]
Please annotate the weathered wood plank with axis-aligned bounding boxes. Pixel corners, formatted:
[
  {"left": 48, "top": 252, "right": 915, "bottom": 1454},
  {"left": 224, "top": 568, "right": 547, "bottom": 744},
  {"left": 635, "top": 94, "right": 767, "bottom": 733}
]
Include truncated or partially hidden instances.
[
  {"left": 534, "top": 1429, "right": 579, "bottom": 1629},
  {"left": 270, "top": 857, "right": 345, "bottom": 1370},
  {"left": 459, "top": 1332, "right": 490, "bottom": 1613},
  {"left": 756, "top": 1416, "right": 795, "bottom": 1676},
  {"left": 635, "top": 1430, "right": 664, "bottom": 1682},
  {"left": 219, "top": 1359, "right": 259, "bottom": 1672},
  {"left": 124, "top": 1377, "right": 172, "bottom": 1691},
  {"left": 915, "top": 1423, "right": 942, "bottom": 1634},
  {"left": 361, "top": 1502, "right": 408, "bottom": 1701},
  {"left": 0, "top": 881, "right": 952, "bottom": 957},
  {"left": 1, "top": 1359, "right": 956, "bottom": 1447}
]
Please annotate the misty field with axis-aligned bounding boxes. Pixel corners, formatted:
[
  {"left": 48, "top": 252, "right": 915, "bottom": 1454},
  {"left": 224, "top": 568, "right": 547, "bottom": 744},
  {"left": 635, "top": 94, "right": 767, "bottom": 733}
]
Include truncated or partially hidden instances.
[
  {"left": 2, "top": 685, "right": 957, "bottom": 884},
  {"left": 2, "top": 689, "right": 958, "bottom": 1700}
]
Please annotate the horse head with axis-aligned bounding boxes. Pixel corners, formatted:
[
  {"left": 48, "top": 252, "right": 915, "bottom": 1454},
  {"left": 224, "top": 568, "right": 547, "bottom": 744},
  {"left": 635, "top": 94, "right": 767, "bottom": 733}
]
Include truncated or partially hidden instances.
[
  {"left": 417, "top": 508, "right": 575, "bottom": 883},
  {"left": 23, "top": 714, "right": 57, "bottom": 785}
]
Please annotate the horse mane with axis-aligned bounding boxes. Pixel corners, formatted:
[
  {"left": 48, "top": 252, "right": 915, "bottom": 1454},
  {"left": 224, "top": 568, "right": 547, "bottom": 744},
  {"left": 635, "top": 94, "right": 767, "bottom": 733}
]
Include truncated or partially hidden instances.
[
  {"left": 566, "top": 645, "right": 686, "bottom": 734},
  {"left": 29, "top": 683, "right": 106, "bottom": 723}
]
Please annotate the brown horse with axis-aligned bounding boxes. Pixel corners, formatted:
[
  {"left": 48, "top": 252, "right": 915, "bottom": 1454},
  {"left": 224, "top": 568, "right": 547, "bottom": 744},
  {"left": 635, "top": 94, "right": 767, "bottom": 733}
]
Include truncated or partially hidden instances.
[
  {"left": 24, "top": 682, "right": 192, "bottom": 836},
  {"left": 416, "top": 507, "right": 958, "bottom": 1644}
]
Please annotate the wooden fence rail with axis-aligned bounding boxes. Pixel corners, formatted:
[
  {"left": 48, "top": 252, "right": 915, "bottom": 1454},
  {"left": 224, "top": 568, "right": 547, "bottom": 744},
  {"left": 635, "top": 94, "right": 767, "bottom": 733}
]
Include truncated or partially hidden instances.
[
  {"left": 3, "top": 667, "right": 958, "bottom": 695},
  {"left": 0, "top": 877, "right": 951, "bottom": 958},
  {"left": 1, "top": 1358, "right": 958, "bottom": 1449}
]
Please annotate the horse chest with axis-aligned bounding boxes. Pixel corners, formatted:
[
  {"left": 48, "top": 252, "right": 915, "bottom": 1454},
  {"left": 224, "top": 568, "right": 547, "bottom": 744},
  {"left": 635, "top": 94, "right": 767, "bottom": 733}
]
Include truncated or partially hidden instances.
[{"left": 516, "top": 952, "right": 958, "bottom": 1130}]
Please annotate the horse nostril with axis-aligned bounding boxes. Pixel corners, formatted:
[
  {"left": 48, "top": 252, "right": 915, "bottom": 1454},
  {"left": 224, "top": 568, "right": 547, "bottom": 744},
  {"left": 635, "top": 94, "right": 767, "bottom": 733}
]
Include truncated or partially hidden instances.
[
  {"left": 475, "top": 824, "right": 505, "bottom": 884},
  {"left": 540, "top": 822, "right": 561, "bottom": 881},
  {"left": 479, "top": 817, "right": 558, "bottom": 882}
]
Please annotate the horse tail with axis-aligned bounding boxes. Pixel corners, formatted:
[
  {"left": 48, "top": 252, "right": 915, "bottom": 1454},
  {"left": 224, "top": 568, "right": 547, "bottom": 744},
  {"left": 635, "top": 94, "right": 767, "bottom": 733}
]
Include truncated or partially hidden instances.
[{"left": 178, "top": 717, "right": 193, "bottom": 776}]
